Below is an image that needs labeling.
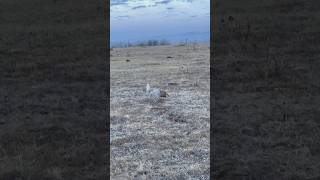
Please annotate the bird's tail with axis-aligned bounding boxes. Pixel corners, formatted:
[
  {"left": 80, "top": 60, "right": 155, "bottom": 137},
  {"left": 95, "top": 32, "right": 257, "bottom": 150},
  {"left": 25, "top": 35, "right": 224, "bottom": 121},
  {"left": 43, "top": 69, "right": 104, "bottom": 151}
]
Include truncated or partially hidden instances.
[{"left": 160, "top": 90, "right": 169, "bottom": 97}]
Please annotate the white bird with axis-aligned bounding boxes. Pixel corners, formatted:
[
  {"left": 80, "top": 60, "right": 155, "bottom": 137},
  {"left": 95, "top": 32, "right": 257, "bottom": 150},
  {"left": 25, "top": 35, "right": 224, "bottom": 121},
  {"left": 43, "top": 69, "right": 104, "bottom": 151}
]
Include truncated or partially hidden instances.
[{"left": 145, "top": 83, "right": 168, "bottom": 103}]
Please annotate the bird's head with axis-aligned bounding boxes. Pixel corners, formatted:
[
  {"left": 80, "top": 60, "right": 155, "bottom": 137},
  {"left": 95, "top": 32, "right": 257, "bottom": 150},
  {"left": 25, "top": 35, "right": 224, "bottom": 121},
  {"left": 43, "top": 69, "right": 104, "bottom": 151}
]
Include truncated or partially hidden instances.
[{"left": 146, "top": 83, "right": 151, "bottom": 93}]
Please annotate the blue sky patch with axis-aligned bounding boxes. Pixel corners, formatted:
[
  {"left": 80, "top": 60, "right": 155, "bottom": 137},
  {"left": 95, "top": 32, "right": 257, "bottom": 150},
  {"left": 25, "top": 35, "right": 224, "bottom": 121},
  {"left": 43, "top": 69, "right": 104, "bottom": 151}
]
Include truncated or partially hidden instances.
[{"left": 110, "top": 0, "right": 210, "bottom": 45}]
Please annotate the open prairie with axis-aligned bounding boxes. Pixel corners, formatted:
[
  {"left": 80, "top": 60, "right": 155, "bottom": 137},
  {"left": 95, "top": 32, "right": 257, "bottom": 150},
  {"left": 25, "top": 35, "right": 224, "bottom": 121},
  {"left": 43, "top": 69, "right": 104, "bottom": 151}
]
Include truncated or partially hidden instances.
[{"left": 110, "top": 44, "right": 210, "bottom": 179}]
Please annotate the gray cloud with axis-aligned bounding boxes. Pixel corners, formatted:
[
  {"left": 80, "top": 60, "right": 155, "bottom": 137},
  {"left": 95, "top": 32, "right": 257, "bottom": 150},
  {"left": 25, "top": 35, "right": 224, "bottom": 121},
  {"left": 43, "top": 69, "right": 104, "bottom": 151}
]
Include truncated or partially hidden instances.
[
  {"left": 155, "top": 0, "right": 171, "bottom": 5},
  {"left": 111, "top": 0, "right": 128, "bottom": 6},
  {"left": 132, "top": 5, "right": 147, "bottom": 10},
  {"left": 115, "top": 15, "right": 130, "bottom": 19}
]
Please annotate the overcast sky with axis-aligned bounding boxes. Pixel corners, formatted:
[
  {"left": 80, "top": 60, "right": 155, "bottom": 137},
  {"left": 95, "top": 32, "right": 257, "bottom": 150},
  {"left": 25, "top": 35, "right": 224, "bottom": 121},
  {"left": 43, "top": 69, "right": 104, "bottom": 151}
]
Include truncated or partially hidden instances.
[{"left": 110, "top": 0, "right": 210, "bottom": 45}]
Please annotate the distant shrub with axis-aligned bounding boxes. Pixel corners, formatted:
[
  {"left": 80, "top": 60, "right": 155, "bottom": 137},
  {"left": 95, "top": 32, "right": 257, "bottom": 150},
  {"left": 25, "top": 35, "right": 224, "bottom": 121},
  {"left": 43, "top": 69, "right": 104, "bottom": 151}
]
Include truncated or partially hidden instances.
[
  {"left": 160, "top": 39, "right": 170, "bottom": 45},
  {"left": 111, "top": 39, "right": 171, "bottom": 48}
]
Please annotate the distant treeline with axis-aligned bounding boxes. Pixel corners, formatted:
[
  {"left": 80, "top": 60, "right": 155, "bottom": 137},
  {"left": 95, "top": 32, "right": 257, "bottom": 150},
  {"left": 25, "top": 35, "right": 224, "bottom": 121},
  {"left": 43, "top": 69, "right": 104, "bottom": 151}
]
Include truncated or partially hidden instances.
[
  {"left": 110, "top": 39, "right": 204, "bottom": 48},
  {"left": 111, "top": 39, "right": 171, "bottom": 48}
]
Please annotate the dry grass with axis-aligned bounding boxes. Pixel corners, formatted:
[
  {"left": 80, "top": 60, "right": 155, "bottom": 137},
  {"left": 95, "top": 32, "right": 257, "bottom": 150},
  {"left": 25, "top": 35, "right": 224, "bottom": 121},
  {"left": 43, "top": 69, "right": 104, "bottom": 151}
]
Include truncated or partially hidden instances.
[{"left": 110, "top": 44, "right": 210, "bottom": 179}]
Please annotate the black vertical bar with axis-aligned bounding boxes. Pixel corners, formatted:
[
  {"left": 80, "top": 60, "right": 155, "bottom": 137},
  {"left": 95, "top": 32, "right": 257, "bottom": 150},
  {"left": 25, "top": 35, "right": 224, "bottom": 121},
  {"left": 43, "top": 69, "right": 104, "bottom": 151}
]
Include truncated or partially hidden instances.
[
  {"left": 210, "top": 0, "right": 215, "bottom": 178},
  {"left": 104, "top": 0, "right": 110, "bottom": 178}
]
